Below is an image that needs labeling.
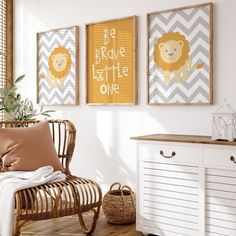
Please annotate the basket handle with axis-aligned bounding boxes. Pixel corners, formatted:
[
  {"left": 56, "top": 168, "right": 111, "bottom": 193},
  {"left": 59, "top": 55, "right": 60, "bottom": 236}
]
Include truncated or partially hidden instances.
[
  {"left": 109, "top": 182, "right": 121, "bottom": 192},
  {"left": 121, "top": 185, "right": 133, "bottom": 194},
  {"left": 120, "top": 185, "right": 136, "bottom": 214}
]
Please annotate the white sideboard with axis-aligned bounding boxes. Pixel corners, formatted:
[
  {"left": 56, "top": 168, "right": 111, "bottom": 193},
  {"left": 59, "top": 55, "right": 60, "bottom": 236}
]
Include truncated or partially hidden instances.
[{"left": 131, "top": 134, "right": 236, "bottom": 236}]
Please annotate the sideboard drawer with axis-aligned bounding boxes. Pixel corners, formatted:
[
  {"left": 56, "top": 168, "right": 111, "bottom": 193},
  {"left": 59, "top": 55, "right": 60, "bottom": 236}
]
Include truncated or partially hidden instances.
[
  {"left": 139, "top": 142, "right": 200, "bottom": 166},
  {"left": 203, "top": 145, "right": 236, "bottom": 170}
]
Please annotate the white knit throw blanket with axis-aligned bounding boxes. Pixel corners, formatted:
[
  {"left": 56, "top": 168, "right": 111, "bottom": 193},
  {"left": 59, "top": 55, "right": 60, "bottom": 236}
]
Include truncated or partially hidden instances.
[{"left": 0, "top": 166, "right": 66, "bottom": 236}]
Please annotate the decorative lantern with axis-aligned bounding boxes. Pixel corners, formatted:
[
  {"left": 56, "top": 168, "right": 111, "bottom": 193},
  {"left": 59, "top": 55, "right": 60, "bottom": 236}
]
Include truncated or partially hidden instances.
[{"left": 212, "top": 102, "right": 236, "bottom": 141}]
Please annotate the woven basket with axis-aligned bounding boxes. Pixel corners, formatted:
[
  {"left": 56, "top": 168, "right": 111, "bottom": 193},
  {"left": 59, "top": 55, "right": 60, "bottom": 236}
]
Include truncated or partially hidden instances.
[{"left": 103, "top": 182, "right": 136, "bottom": 225}]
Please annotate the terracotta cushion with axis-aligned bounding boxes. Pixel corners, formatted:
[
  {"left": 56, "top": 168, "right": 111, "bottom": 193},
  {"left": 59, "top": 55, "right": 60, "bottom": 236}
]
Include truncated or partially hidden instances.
[{"left": 0, "top": 121, "right": 63, "bottom": 172}]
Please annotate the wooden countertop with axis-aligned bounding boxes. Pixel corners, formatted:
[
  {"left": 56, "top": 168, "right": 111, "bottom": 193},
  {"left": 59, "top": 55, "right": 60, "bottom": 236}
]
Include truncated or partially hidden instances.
[{"left": 131, "top": 134, "right": 236, "bottom": 146}]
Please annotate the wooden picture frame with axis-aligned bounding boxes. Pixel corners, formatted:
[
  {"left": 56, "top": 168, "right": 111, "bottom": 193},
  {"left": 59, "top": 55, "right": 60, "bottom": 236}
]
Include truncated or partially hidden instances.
[
  {"left": 86, "top": 16, "right": 138, "bottom": 105},
  {"left": 37, "top": 26, "right": 79, "bottom": 105},
  {"left": 147, "top": 3, "right": 213, "bottom": 105}
]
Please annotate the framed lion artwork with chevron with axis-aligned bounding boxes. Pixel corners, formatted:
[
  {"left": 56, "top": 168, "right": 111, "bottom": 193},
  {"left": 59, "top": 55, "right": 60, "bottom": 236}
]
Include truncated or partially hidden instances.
[
  {"left": 37, "top": 26, "right": 79, "bottom": 105},
  {"left": 147, "top": 3, "right": 213, "bottom": 105}
]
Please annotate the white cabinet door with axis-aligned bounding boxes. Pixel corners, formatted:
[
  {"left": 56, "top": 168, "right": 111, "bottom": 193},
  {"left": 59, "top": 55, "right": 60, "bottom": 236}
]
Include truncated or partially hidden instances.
[
  {"left": 138, "top": 161, "right": 199, "bottom": 236},
  {"left": 206, "top": 168, "right": 236, "bottom": 236}
]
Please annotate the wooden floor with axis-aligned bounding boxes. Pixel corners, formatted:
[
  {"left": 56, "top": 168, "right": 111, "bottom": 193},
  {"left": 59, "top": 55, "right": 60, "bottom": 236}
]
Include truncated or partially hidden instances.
[{"left": 21, "top": 210, "right": 145, "bottom": 236}]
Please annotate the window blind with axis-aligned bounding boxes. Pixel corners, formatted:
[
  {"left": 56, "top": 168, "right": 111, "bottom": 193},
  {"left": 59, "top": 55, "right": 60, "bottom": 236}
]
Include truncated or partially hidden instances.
[{"left": 0, "top": 0, "right": 13, "bottom": 119}]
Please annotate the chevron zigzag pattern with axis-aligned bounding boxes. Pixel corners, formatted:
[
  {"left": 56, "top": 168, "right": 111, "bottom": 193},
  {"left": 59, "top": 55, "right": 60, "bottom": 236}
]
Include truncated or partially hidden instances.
[
  {"left": 148, "top": 5, "right": 211, "bottom": 104},
  {"left": 38, "top": 27, "right": 77, "bottom": 105}
]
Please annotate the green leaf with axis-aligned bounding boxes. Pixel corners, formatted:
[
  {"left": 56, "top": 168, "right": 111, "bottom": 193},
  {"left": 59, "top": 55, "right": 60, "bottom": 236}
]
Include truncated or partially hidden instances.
[
  {"left": 42, "top": 110, "right": 55, "bottom": 113},
  {"left": 42, "top": 113, "right": 51, "bottom": 117},
  {"left": 15, "top": 75, "right": 25, "bottom": 84}
]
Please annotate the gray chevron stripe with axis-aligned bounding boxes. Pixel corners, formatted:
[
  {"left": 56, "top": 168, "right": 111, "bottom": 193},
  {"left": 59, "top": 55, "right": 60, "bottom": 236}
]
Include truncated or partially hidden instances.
[
  {"left": 38, "top": 64, "right": 48, "bottom": 72},
  {"left": 39, "top": 87, "right": 75, "bottom": 99},
  {"left": 39, "top": 91, "right": 75, "bottom": 104},
  {"left": 151, "top": 17, "right": 209, "bottom": 37},
  {"left": 39, "top": 34, "right": 75, "bottom": 45},
  {"left": 149, "top": 74, "right": 158, "bottom": 87},
  {"left": 150, "top": 17, "right": 209, "bottom": 36},
  {"left": 190, "top": 31, "right": 209, "bottom": 46},
  {"left": 190, "top": 45, "right": 209, "bottom": 59},
  {"left": 150, "top": 7, "right": 208, "bottom": 28},
  {"left": 151, "top": 86, "right": 208, "bottom": 103},
  {"left": 39, "top": 39, "right": 62, "bottom": 52},
  {"left": 169, "top": 18, "right": 209, "bottom": 35},
  {"left": 154, "top": 7, "right": 207, "bottom": 25},
  {"left": 181, "top": 75, "right": 209, "bottom": 90},
  {"left": 154, "top": 73, "right": 209, "bottom": 91},
  {"left": 60, "top": 40, "right": 76, "bottom": 48},
  {"left": 150, "top": 14, "right": 209, "bottom": 36},
  {"left": 178, "top": 7, "right": 208, "bottom": 21},
  {"left": 149, "top": 24, "right": 163, "bottom": 39},
  {"left": 67, "top": 70, "right": 75, "bottom": 77},
  {"left": 57, "top": 29, "right": 74, "bottom": 40},
  {"left": 188, "top": 86, "right": 209, "bottom": 101},
  {"left": 39, "top": 90, "right": 75, "bottom": 100},
  {"left": 39, "top": 37, "right": 75, "bottom": 52},
  {"left": 149, "top": 67, "right": 209, "bottom": 88},
  {"left": 39, "top": 79, "right": 75, "bottom": 94},
  {"left": 150, "top": 12, "right": 176, "bottom": 25},
  {"left": 150, "top": 87, "right": 189, "bottom": 102},
  {"left": 38, "top": 33, "right": 55, "bottom": 43},
  {"left": 148, "top": 4, "right": 211, "bottom": 103},
  {"left": 38, "top": 52, "right": 49, "bottom": 61},
  {"left": 39, "top": 31, "right": 75, "bottom": 44},
  {"left": 149, "top": 64, "right": 158, "bottom": 75}
]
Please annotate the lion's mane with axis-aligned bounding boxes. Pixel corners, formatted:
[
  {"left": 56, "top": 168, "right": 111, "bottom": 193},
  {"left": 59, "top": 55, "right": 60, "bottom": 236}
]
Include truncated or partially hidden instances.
[
  {"left": 154, "top": 32, "right": 190, "bottom": 71},
  {"left": 48, "top": 47, "right": 72, "bottom": 78}
]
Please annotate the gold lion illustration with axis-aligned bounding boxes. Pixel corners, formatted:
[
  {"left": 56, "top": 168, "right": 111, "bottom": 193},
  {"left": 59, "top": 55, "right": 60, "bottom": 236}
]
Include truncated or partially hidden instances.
[
  {"left": 44, "top": 46, "right": 72, "bottom": 88},
  {"left": 154, "top": 32, "right": 203, "bottom": 84}
]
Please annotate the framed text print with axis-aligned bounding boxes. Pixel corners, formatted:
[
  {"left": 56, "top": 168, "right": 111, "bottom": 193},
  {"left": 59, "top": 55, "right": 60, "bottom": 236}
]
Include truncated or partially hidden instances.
[
  {"left": 147, "top": 3, "right": 213, "bottom": 105},
  {"left": 37, "top": 26, "right": 79, "bottom": 105},
  {"left": 86, "top": 16, "right": 138, "bottom": 105}
]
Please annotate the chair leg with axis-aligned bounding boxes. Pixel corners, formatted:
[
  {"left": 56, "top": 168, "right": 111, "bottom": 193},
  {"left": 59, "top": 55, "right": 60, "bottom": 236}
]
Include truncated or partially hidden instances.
[
  {"left": 14, "top": 219, "right": 21, "bottom": 236},
  {"left": 78, "top": 206, "right": 101, "bottom": 234}
]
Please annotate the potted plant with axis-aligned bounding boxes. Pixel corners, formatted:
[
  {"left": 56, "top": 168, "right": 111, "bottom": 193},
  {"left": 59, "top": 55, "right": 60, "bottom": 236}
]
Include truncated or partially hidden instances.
[{"left": 0, "top": 75, "right": 54, "bottom": 121}]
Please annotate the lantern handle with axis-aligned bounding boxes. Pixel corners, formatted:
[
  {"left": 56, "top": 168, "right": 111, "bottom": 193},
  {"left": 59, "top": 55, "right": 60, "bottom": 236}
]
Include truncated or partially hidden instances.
[{"left": 215, "top": 99, "right": 236, "bottom": 113}]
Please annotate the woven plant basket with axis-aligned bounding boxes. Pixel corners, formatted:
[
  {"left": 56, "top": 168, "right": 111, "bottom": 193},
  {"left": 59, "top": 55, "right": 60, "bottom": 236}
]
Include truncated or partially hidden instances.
[{"left": 103, "top": 182, "right": 136, "bottom": 225}]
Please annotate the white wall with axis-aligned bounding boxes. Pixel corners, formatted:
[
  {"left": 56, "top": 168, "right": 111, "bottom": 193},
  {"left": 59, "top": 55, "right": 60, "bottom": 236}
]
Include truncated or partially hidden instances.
[{"left": 14, "top": 0, "right": 236, "bottom": 192}]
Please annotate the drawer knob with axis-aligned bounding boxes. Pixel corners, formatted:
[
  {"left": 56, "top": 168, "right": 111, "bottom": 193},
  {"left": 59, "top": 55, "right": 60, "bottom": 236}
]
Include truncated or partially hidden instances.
[
  {"left": 160, "top": 150, "right": 176, "bottom": 158},
  {"left": 230, "top": 155, "right": 236, "bottom": 164}
]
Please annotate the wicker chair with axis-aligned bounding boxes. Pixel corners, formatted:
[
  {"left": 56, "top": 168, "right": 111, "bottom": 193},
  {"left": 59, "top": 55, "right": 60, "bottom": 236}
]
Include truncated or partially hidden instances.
[{"left": 0, "top": 120, "right": 102, "bottom": 236}]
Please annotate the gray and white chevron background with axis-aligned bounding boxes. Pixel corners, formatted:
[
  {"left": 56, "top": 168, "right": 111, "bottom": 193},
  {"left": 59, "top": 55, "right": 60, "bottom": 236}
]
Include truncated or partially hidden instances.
[
  {"left": 149, "top": 5, "right": 211, "bottom": 104},
  {"left": 38, "top": 27, "right": 77, "bottom": 105}
]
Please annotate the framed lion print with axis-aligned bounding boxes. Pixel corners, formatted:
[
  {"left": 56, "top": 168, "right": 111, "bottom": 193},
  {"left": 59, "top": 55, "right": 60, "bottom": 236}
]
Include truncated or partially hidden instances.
[
  {"left": 37, "top": 26, "right": 79, "bottom": 105},
  {"left": 86, "top": 16, "right": 138, "bottom": 105},
  {"left": 147, "top": 3, "right": 213, "bottom": 105}
]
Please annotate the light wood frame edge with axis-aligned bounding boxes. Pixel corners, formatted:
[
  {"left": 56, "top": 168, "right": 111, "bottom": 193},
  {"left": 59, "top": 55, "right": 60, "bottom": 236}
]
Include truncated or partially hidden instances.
[
  {"left": 147, "top": 2, "right": 214, "bottom": 105},
  {"left": 36, "top": 25, "right": 80, "bottom": 106},
  {"left": 85, "top": 15, "right": 138, "bottom": 105}
]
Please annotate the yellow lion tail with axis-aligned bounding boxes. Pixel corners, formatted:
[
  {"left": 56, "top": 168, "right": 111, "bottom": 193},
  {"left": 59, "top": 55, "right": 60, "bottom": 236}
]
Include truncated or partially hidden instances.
[
  {"left": 196, "top": 63, "right": 204, "bottom": 69},
  {"left": 41, "top": 74, "right": 48, "bottom": 80},
  {"left": 190, "top": 63, "right": 204, "bottom": 72},
  {"left": 195, "top": 63, "right": 204, "bottom": 69}
]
